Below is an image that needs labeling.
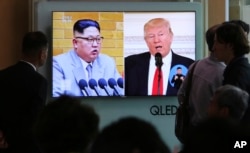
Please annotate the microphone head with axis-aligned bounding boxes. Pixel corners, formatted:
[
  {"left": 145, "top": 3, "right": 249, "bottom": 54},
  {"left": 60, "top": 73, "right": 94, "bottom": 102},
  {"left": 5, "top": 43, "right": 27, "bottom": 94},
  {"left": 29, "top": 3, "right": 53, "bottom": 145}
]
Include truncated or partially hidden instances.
[
  {"left": 155, "top": 52, "right": 163, "bottom": 67},
  {"left": 98, "top": 78, "right": 108, "bottom": 89},
  {"left": 108, "top": 78, "right": 117, "bottom": 88},
  {"left": 117, "top": 78, "right": 124, "bottom": 88},
  {"left": 79, "top": 79, "right": 88, "bottom": 89},
  {"left": 88, "top": 79, "right": 98, "bottom": 89}
]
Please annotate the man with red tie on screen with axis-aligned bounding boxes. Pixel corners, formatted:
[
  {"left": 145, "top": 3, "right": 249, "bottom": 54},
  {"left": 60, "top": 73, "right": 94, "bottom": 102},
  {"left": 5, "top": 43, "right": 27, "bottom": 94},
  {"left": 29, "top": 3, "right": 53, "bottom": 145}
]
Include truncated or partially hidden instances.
[{"left": 125, "top": 18, "right": 194, "bottom": 96}]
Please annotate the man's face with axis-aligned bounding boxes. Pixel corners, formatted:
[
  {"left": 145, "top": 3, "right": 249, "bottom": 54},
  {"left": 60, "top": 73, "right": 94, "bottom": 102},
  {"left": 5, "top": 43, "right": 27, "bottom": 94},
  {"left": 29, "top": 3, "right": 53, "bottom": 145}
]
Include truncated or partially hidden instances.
[
  {"left": 38, "top": 47, "right": 48, "bottom": 67},
  {"left": 177, "top": 69, "right": 182, "bottom": 74},
  {"left": 144, "top": 25, "right": 173, "bottom": 57},
  {"left": 73, "top": 27, "right": 102, "bottom": 63}
]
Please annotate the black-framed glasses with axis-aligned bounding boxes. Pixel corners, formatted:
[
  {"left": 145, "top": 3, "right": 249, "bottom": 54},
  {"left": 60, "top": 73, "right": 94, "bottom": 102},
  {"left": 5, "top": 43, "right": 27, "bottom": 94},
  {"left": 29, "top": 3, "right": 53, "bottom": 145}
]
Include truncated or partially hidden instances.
[{"left": 75, "top": 36, "right": 104, "bottom": 44}]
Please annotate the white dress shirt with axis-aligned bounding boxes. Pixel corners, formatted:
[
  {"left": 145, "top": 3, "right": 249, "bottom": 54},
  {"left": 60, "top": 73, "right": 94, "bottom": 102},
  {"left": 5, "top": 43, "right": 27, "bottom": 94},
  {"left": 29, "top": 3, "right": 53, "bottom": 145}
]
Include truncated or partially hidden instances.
[{"left": 148, "top": 51, "right": 172, "bottom": 95}]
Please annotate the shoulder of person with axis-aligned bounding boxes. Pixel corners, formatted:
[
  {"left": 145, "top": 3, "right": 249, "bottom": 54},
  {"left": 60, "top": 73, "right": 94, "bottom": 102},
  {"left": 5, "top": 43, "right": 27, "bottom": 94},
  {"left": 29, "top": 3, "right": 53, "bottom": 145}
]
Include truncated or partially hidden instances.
[
  {"left": 53, "top": 49, "right": 75, "bottom": 60},
  {"left": 125, "top": 52, "right": 150, "bottom": 60},
  {"left": 96, "top": 54, "right": 117, "bottom": 65},
  {"left": 172, "top": 51, "right": 194, "bottom": 64},
  {"left": 98, "top": 53, "right": 115, "bottom": 60}
]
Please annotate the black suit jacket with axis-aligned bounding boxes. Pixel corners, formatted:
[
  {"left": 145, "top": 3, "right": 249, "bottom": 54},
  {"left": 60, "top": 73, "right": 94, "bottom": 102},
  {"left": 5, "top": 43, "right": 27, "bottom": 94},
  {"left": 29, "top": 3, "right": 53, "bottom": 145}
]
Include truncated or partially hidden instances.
[
  {"left": 0, "top": 61, "right": 47, "bottom": 153},
  {"left": 125, "top": 51, "right": 194, "bottom": 96},
  {"left": 222, "top": 57, "right": 250, "bottom": 123}
]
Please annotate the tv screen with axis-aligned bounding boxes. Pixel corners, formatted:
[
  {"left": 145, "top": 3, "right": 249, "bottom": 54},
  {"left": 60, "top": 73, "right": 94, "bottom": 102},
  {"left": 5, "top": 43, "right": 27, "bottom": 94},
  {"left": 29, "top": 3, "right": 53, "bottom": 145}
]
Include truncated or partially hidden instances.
[
  {"left": 47, "top": 2, "right": 203, "bottom": 98},
  {"left": 123, "top": 12, "right": 195, "bottom": 96},
  {"left": 52, "top": 11, "right": 195, "bottom": 97}
]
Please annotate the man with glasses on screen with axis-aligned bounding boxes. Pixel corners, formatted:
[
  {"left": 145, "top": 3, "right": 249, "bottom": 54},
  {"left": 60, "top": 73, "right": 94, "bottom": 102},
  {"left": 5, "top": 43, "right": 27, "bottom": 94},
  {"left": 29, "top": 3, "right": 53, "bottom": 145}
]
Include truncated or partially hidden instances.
[
  {"left": 53, "top": 19, "right": 123, "bottom": 97},
  {"left": 125, "top": 18, "right": 194, "bottom": 96}
]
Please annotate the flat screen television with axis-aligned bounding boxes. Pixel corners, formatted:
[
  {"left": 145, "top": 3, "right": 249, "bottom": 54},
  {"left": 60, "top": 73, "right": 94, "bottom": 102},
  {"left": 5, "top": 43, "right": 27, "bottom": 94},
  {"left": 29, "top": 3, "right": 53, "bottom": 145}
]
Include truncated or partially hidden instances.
[{"left": 35, "top": 1, "right": 203, "bottom": 98}]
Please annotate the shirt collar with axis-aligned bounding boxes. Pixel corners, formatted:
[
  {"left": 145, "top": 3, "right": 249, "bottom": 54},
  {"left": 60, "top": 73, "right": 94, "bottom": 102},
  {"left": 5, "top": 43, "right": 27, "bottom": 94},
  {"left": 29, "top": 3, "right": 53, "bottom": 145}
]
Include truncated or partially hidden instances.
[
  {"left": 150, "top": 50, "right": 172, "bottom": 66},
  {"left": 20, "top": 60, "right": 36, "bottom": 71},
  {"left": 79, "top": 58, "right": 92, "bottom": 69}
]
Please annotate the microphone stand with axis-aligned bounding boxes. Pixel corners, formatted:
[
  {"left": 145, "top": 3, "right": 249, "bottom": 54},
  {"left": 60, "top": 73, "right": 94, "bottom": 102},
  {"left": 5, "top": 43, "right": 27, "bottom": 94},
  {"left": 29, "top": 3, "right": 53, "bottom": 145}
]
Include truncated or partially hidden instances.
[
  {"left": 155, "top": 52, "right": 163, "bottom": 95},
  {"left": 157, "top": 66, "right": 162, "bottom": 95}
]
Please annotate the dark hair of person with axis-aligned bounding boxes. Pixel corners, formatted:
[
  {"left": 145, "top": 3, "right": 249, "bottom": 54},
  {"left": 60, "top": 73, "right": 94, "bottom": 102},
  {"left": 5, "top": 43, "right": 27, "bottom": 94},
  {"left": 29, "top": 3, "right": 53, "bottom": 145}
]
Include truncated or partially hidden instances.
[
  {"left": 22, "top": 31, "right": 48, "bottom": 56},
  {"left": 214, "top": 85, "right": 249, "bottom": 120},
  {"left": 177, "top": 67, "right": 182, "bottom": 70},
  {"left": 33, "top": 95, "right": 99, "bottom": 153},
  {"left": 205, "top": 24, "right": 220, "bottom": 52},
  {"left": 90, "top": 117, "right": 170, "bottom": 153},
  {"left": 216, "top": 23, "right": 250, "bottom": 57},
  {"left": 229, "top": 19, "right": 250, "bottom": 35},
  {"left": 181, "top": 117, "right": 245, "bottom": 153},
  {"left": 73, "top": 19, "right": 100, "bottom": 34}
]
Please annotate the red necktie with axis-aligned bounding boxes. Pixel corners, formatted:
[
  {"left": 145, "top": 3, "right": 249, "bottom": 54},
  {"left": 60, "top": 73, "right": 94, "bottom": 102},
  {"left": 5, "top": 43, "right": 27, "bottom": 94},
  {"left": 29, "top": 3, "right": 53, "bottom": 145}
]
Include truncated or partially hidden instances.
[{"left": 152, "top": 68, "right": 163, "bottom": 95}]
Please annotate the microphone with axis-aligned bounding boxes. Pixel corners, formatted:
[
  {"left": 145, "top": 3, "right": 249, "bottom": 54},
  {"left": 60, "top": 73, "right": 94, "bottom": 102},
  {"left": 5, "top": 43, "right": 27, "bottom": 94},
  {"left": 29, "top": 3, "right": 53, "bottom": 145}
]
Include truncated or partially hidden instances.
[
  {"left": 155, "top": 52, "right": 163, "bottom": 95},
  {"left": 79, "top": 79, "right": 90, "bottom": 96},
  {"left": 98, "top": 78, "right": 111, "bottom": 96},
  {"left": 88, "top": 79, "right": 100, "bottom": 96},
  {"left": 155, "top": 52, "right": 163, "bottom": 69},
  {"left": 117, "top": 77, "right": 124, "bottom": 88},
  {"left": 108, "top": 78, "right": 121, "bottom": 96}
]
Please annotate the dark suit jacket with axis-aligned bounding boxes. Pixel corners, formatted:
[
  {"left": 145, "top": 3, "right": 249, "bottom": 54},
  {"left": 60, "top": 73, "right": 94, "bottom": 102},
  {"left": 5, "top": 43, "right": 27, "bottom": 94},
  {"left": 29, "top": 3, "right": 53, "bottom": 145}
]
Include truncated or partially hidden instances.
[
  {"left": 171, "top": 74, "right": 185, "bottom": 90},
  {"left": 0, "top": 61, "right": 47, "bottom": 153},
  {"left": 125, "top": 51, "right": 194, "bottom": 96},
  {"left": 222, "top": 56, "right": 250, "bottom": 123}
]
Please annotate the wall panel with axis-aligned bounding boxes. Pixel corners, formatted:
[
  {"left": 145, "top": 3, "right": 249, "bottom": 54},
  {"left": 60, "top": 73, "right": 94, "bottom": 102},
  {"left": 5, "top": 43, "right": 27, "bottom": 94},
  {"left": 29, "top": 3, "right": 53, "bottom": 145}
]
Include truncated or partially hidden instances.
[{"left": 0, "top": 0, "right": 30, "bottom": 70}]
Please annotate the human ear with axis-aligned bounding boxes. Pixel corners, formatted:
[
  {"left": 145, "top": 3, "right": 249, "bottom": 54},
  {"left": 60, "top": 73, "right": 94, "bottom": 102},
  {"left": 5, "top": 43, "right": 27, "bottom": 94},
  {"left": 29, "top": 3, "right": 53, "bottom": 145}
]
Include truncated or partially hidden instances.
[{"left": 73, "top": 39, "right": 78, "bottom": 49}]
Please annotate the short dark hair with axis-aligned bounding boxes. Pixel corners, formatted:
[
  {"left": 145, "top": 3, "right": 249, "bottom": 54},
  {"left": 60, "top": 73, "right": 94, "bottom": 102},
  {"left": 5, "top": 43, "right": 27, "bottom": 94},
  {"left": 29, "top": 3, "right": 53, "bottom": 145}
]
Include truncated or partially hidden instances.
[
  {"left": 91, "top": 117, "right": 170, "bottom": 153},
  {"left": 206, "top": 24, "right": 220, "bottom": 52},
  {"left": 216, "top": 23, "right": 250, "bottom": 57},
  {"left": 22, "top": 31, "right": 48, "bottom": 56},
  {"left": 33, "top": 95, "right": 99, "bottom": 153},
  {"left": 182, "top": 117, "right": 245, "bottom": 153},
  {"left": 73, "top": 19, "right": 100, "bottom": 34},
  {"left": 214, "top": 85, "right": 249, "bottom": 120},
  {"left": 229, "top": 19, "right": 249, "bottom": 35}
]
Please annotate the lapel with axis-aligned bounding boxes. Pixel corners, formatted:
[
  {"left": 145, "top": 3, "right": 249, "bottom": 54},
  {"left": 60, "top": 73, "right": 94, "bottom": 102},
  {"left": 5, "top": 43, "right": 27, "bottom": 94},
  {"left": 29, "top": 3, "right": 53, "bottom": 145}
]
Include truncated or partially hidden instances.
[
  {"left": 69, "top": 50, "right": 87, "bottom": 84},
  {"left": 170, "top": 50, "right": 178, "bottom": 68},
  {"left": 92, "top": 55, "right": 104, "bottom": 79},
  {"left": 18, "top": 61, "right": 36, "bottom": 72},
  {"left": 139, "top": 52, "right": 150, "bottom": 94}
]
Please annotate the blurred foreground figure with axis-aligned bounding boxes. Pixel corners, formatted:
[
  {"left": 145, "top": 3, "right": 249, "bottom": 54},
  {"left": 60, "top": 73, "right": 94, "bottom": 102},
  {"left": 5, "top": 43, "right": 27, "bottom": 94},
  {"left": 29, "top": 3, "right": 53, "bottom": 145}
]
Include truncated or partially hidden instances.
[
  {"left": 33, "top": 95, "right": 99, "bottom": 153},
  {"left": 90, "top": 116, "right": 170, "bottom": 153},
  {"left": 0, "top": 31, "right": 48, "bottom": 153}
]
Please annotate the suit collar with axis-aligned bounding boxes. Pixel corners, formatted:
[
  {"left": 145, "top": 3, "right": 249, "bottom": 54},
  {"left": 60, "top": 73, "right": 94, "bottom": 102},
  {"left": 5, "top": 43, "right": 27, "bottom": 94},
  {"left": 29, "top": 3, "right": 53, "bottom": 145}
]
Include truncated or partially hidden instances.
[
  {"left": 19, "top": 60, "right": 36, "bottom": 71},
  {"left": 69, "top": 50, "right": 105, "bottom": 83},
  {"left": 92, "top": 55, "right": 105, "bottom": 78}
]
